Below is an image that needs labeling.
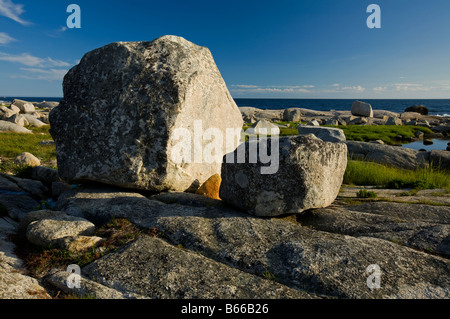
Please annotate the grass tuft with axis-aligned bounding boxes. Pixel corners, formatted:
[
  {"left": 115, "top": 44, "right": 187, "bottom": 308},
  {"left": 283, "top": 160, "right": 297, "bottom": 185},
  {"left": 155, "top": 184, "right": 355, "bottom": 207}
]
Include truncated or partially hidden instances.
[
  {"left": 344, "top": 160, "right": 450, "bottom": 190},
  {"left": 356, "top": 189, "right": 378, "bottom": 198}
]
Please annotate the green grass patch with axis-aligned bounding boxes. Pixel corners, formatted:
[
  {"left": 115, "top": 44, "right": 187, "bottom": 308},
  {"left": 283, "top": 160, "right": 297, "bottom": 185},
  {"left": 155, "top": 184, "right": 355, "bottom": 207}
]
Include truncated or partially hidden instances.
[
  {"left": 326, "top": 125, "right": 433, "bottom": 145},
  {"left": 0, "top": 125, "right": 55, "bottom": 165},
  {"left": 344, "top": 160, "right": 450, "bottom": 190},
  {"left": 356, "top": 189, "right": 378, "bottom": 198}
]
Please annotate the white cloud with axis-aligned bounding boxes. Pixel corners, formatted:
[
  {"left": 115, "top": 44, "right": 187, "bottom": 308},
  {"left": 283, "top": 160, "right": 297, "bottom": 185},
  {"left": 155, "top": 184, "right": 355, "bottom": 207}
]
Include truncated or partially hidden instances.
[
  {"left": 373, "top": 86, "right": 387, "bottom": 92},
  {"left": 0, "top": 32, "right": 16, "bottom": 45},
  {"left": 331, "top": 83, "right": 340, "bottom": 87},
  {"left": 0, "top": 52, "right": 43, "bottom": 66},
  {"left": 0, "top": 0, "right": 31, "bottom": 25},
  {"left": 231, "top": 84, "right": 261, "bottom": 89},
  {"left": 341, "top": 85, "right": 365, "bottom": 92},
  {"left": 0, "top": 52, "right": 71, "bottom": 67},
  {"left": 45, "top": 57, "right": 71, "bottom": 67},
  {"left": 46, "top": 26, "right": 68, "bottom": 38},
  {"left": 17, "top": 67, "right": 68, "bottom": 81},
  {"left": 230, "top": 84, "right": 314, "bottom": 94},
  {"left": 394, "top": 83, "right": 430, "bottom": 92}
]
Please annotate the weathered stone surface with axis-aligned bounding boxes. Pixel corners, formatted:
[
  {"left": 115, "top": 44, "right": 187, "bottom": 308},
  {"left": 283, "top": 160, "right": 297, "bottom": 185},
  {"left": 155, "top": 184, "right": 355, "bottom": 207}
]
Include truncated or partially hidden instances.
[
  {"left": 18, "top": 210, "right": 64, "bottom": 233},
  {"left": 0, "top": 175, "right": 23, "bottom": 193},
  {"left": 26, "top": 214, "right": 96, "bottom": 248},
  {"left": 83, "top": 236, "right": 316, "bottom": 299},
  {"left": 57, "top": 235, "right": 103, "bottom": 253},
  {"left": 296, "top": 205, "right": 450, "bottom": 257},
  {"left": 219, "top": 135, "right": 347, "bottom": 216},
  {"left": 346, "top": 141, "right": 430, "bottom": 170},
  {"left": 0, "top": 193, "right": 40, "bottom": 221},
  {"left": 0, "top": 120, "right": 32, "bottom": 133},
  {"left": 195, "top": 174, "right": 222, "bottom": 200},
  {"left": 22, "top": 114, "right": 46, "bottom": 127},
  {"left": 31, "top": 166, "right": 60, "bottom": 185},
  {"left": 5, "top": 113, "right": 28, "bottom": 127},
  {"left": 14, "top": 152, "right": 41, "bottom": 167},
  {"left": 54, "top": 186, "right": 450, "bottom": 299},
  {"left": 6, "top": 176, "right": 48, "bottom": 199},
  {"left": 49, "top": 35, "right": 243, "bottom": 192},
  {"left": 283, "top": 108, "right": 302, "bottom": 122},
  {"left": 52, "top": 181, "right": 72, "bottom": 200},
  {"left": 351, "top": 101, "right": 373, "bottom": 117},
  {"left": 151, "top": 191, "right": 224, "bottom": 209},
  {"left": 297, "top": 126, "right": 346, "bottom": 143},
  {"left": 45, "top": 270, "right": 141, "bottom": 299},
  {"left": 347, "top": 201, "right": 450, "bottom": 225},
  {"left": 0, "top": 105, "right": 17, "bottom": 119},
  {"left": 0, "top": 216, "right": 51, "bottom": 299}
]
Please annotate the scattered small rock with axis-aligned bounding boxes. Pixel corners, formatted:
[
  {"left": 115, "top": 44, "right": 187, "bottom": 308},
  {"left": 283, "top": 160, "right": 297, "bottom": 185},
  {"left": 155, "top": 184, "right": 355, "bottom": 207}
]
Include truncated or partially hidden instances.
[{"left": 14, "top": 152, "right": 41, "bottom": 167}]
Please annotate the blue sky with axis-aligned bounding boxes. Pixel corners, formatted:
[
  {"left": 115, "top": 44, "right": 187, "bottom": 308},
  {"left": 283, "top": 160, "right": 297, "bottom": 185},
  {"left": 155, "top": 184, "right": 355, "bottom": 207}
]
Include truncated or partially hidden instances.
[{"left": 1, "top": 0, "right": 450, "bottom": 98}]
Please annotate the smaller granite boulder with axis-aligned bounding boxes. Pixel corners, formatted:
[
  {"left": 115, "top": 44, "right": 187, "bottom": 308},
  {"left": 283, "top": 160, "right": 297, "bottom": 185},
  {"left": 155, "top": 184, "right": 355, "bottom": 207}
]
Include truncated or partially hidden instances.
[
  {"left": 219, "top": 135, "right": 348, "bottom": 217},
  {"left": 26, "top": 214, "right": 96, "bottom": 248}
]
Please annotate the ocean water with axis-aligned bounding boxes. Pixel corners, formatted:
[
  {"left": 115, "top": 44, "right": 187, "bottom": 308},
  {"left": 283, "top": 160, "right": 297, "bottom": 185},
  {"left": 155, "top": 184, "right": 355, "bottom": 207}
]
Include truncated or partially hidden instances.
[
  {"left": 2, "top": 97, "right": 449, "bottom": 117},
  {"left": 234, "top": 98, "right": 450, "bottom": 117}
]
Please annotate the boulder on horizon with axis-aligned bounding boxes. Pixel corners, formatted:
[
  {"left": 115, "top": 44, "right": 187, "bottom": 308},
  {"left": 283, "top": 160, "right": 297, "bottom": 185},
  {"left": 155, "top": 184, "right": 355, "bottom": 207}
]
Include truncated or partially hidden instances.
[
  {"left": 351, "top": 100, "right": 373, "bottom": 118},
  {"left": 405, "top": 105, "right": 428, "bottom": 115}
]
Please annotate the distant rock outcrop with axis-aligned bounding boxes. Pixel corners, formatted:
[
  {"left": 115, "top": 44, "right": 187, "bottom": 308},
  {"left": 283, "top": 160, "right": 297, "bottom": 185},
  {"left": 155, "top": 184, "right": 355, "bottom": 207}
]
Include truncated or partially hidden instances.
[
  {"left": 297, "top": 126, "right": 346, "bottom": 143},
  {"left": 405, "top": 105, "right": 429, "bottom": 115}
]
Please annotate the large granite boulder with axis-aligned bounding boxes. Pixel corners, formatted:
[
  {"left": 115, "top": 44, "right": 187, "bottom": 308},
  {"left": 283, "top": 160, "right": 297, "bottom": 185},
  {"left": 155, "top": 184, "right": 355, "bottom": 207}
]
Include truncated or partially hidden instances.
[
  {"left": 219, "top": 135, "right": 347, "bottom": 216},
  {"left": 49, "top": 35, "right": 243, "bottom": 192}
]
